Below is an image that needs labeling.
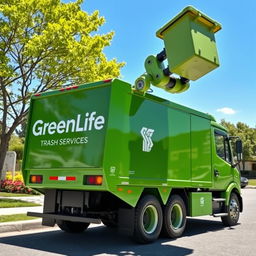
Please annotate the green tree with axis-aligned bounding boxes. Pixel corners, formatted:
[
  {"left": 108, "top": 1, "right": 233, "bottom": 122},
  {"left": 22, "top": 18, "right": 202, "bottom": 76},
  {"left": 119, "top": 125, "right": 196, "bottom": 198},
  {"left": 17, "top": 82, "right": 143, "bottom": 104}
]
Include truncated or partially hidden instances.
[
  {"left": 0, "top": 0, "right": 124, "bottom": 179},
  {"left": 221, "top": 120, "right": 256, "bottom": 170},
  {"left": 8, "top": 134, "right": 24, "bottom": 160},
  {"left": 15, "top": 118, "right": 27, "bottom": 140}
]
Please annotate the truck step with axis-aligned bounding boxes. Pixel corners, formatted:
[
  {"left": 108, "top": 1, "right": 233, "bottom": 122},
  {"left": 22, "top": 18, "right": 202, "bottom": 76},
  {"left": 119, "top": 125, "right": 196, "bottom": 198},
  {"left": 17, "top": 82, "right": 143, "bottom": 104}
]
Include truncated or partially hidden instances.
[
  {"left": 213, "top": 213, "right": 228, "bottom": 217},
  {"left": 212, "top": 198, "right": 226, "bottom": 202}
]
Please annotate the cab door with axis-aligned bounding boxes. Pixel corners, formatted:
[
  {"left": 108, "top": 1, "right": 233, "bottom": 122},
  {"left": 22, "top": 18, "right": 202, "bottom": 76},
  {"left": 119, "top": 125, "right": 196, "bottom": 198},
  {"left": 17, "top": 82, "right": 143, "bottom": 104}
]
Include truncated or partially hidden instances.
[{"left": 212, "top": 129, "right": 233, "bottom": 189}]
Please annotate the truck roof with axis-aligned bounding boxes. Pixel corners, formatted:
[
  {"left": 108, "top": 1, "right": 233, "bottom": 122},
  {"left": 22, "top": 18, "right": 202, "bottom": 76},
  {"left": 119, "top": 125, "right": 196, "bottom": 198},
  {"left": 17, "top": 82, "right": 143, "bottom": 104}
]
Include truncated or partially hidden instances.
[
  {"left": 141, "top": 89, "right": 216, "bottom": 121},
  {"left": 32, "top": 78, "right": 216, "bottom": 122}
]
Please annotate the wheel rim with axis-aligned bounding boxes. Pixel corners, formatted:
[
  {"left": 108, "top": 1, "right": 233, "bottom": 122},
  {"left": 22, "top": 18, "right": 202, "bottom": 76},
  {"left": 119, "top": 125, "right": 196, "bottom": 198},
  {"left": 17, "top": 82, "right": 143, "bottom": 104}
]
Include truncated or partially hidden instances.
[
  {"left": 142, "top": 205, "right": 158, "bottom": 234},
  {"left": 170, "top": 203, "right": 183, "bottom": 230},
  {"left": 230, "top": 198, "right": 239, "bottom": 220}
]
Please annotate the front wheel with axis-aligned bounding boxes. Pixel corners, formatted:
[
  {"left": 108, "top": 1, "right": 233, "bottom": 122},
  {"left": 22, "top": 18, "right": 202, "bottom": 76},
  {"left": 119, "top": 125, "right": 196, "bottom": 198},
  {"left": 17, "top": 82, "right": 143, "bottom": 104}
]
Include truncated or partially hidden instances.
[
  {"left": 221, "top": 193, "right": 240, "bottom": 226},
  {"left": 133, "top": 195, "right": 163, "bottom": 243},
  {"left": 161, "top": 195, "right": 187, "bottom": 238},
  {"left": 57, "top": 220, "right": 90, "bottom": 233}
]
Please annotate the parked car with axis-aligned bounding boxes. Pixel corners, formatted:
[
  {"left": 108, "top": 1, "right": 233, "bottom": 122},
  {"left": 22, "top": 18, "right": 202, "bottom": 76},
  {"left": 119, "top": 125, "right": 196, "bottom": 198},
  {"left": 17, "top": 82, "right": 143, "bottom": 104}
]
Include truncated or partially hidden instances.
[{"left": 241, "top": 177, "right": 248, "bottom": 188}]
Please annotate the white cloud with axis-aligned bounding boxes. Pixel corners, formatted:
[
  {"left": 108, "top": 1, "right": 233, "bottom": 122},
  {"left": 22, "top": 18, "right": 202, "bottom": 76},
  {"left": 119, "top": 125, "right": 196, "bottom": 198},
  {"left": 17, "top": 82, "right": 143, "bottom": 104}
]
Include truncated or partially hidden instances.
[{"left": 217, "top": 107, "right": 236, "bottom": 115}]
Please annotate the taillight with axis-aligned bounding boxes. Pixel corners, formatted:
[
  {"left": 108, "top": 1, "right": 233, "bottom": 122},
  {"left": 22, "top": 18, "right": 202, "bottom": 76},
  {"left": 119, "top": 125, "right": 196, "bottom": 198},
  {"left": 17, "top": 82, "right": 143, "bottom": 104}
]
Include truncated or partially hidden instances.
[
  {"left": 84, "top": 175, "right": 103, "bottom": 185},
  {"left": 30, "top": 175, "right": 43, "bottom": 184}
]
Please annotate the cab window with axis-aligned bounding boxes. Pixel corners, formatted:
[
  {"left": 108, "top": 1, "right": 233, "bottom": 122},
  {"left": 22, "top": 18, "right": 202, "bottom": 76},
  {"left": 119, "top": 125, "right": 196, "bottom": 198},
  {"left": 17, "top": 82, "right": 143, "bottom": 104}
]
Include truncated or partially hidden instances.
[{"left": 214, "top": 131, "right": 231, "bottom": 163}]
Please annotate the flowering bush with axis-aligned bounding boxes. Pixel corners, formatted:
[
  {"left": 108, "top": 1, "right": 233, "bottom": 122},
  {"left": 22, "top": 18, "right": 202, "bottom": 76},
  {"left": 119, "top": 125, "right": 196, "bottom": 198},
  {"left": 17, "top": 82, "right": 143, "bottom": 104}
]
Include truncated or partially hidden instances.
[
  {"left": 5, "top": 171, "right": 24, "bottom": 182},
  {"left": 1, "top": 171, "right": 39, "bottom": 195}
]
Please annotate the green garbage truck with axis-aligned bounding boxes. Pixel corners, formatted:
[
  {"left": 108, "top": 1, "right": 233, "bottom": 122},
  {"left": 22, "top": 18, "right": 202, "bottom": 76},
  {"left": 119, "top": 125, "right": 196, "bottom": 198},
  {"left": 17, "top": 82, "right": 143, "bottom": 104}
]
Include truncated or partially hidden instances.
[{"left": 23, "top": 6, "right": 243, "bottom": 243}]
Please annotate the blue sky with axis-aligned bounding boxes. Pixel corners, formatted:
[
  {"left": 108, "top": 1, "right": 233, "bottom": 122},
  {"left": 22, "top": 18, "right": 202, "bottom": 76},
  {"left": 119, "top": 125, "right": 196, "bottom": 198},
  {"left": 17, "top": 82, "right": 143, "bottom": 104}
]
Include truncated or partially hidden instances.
[{"left": 83, "top": 0, "right": 256, "bottom": 127}]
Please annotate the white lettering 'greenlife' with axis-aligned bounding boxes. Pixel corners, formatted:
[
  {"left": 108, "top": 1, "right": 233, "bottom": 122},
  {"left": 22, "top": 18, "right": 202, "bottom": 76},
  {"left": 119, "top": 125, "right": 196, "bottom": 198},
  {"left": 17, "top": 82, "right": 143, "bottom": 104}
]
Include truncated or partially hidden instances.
[{"left": 32, "top": 112, "right": 105, "bottom": 136}]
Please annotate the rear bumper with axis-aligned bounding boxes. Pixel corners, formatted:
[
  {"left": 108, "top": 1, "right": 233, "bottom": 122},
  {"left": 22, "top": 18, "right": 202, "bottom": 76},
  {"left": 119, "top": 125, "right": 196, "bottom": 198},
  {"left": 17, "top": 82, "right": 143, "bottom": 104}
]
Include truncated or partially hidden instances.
[{"left": 27, "top": 211, "right": 101, "bottom": 226}]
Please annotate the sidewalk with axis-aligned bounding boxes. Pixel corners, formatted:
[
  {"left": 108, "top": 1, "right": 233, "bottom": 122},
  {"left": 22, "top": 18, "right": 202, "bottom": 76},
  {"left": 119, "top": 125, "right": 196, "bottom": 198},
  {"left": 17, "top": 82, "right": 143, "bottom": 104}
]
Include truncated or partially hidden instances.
[
  {"left": 245, "top": 185, "right": 256, "bottom": 189},
  {"left": 0, "top": 195, "right": 44, "bottom": 204},
  {"left": 0, "top": 206, "right": 43, "bottom": 215},
  {"left": 0, "top": 195, "right": 44, "bottom": 216},
  {"left": 0, "top": 195, "right": 45, "bottom": 233}
]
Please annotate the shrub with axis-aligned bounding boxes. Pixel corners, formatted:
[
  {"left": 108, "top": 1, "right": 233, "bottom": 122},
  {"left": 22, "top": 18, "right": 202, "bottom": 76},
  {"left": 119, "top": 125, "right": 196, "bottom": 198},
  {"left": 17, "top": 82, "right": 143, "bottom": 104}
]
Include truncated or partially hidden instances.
[
  {"left": 1, "top": 171, "right": 40, "bottom": 195},
  {"left": 9, "top": 144, "right": 24, "bottom": 160},
  {"left": 5, "top": 171, "right": 24, "bottom": 182},
  {"left": 8, "top": 135, "right": 24, "bottom": 160}
]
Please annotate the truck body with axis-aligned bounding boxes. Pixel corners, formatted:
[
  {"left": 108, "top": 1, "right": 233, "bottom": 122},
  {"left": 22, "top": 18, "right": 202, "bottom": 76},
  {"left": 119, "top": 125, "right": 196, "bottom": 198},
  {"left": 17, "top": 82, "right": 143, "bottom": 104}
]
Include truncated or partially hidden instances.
[{"left": 23, "top": 79, "right": 242, "bottom": 243}]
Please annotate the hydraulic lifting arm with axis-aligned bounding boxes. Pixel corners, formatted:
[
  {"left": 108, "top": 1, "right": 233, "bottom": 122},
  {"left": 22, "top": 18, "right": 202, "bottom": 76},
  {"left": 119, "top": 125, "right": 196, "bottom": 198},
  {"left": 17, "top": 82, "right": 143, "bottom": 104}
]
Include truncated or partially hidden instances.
[
  {"left": 134, "top": 6, "right": 221, "bottom": 95},
  {"left": 134, "top": 48, "right": 190, "bottom": 94}
]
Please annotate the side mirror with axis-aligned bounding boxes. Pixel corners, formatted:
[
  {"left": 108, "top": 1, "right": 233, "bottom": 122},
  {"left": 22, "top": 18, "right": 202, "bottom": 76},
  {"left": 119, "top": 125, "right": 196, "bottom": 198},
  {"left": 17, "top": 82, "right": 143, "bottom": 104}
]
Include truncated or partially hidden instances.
[{"left": 235, "top": 140, "right": 243, "bottom": 162}]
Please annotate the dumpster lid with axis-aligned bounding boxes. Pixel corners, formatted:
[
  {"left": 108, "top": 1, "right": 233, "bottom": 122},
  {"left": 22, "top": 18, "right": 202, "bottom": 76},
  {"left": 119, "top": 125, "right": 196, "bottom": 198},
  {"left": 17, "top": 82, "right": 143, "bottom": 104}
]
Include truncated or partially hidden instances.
[{"left": 156, "top": 6, "right": 222, "bottom": 39}]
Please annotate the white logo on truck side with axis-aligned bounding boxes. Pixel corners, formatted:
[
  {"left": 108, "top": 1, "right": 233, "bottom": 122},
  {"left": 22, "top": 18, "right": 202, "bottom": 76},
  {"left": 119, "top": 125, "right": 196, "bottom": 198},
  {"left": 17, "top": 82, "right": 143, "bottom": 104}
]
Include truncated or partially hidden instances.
[{"left": 141, "top": 127, "right": 154, "bottom": 152}]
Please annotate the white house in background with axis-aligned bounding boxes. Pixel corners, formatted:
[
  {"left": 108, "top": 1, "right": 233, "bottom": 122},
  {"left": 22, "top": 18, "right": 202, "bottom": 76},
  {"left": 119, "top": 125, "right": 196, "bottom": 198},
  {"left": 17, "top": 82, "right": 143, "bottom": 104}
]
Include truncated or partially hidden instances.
[{"left": 244, "top": 160, "right": 256, "bottom": 171}]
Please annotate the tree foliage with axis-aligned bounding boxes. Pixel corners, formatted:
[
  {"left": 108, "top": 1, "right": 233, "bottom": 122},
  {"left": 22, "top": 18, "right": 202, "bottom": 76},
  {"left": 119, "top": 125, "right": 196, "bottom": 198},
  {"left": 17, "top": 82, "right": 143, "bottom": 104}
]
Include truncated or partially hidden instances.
[
  {"left": 0, "top": 0, "right": 124, "bottom": 178},
  {"left": 8, "top": 135, "right": 24, "bottom": 160},
  {"left": 220, "top": 120, "right": 256, "bottom": 161}
]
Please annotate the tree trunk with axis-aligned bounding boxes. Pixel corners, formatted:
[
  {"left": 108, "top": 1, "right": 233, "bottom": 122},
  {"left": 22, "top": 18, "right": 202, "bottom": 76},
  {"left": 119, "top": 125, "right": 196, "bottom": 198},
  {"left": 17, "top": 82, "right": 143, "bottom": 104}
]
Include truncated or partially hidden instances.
[{"left": 0, "top": 133, "right": 11, "bottom": 183}]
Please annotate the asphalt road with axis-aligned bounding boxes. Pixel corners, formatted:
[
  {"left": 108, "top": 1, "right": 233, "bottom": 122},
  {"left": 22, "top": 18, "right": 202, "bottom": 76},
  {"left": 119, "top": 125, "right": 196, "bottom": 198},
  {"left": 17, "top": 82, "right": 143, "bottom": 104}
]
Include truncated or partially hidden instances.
[{"left": 0, "top": 189, "right": 255, "bottom": 256}]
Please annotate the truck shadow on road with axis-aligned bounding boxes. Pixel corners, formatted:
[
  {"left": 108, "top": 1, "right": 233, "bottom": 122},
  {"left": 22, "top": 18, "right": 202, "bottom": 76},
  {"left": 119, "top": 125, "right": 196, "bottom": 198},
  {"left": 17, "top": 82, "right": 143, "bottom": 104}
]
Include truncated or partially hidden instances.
[
  {"left": 183, "top": 217, "right": 234, "bottom": 237},
  {"left": 0, "top": 219, "right": 237, "bottom": 256}
]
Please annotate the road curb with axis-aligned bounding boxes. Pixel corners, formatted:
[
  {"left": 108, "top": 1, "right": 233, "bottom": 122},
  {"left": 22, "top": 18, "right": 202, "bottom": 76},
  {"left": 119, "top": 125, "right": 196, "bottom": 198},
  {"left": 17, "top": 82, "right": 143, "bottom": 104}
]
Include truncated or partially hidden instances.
[
  {"left": 0, "top": 219, "right": 48, "bottom": 233},
  {"left": 245, "top": 186, "right": 256, "bottom": 189}
]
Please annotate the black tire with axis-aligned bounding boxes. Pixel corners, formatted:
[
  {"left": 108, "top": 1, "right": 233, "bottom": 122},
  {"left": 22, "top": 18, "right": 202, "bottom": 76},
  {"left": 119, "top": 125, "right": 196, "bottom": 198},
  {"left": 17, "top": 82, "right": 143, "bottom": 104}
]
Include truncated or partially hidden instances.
[
  {"left": 161, "top": 195, "right": 187, "bottom": 238},
  {"left": 57, "top": 220, "right": 90, "bottom": 233},
  {"left": 221, "top": 193, "right": 240, "bottom": 226},
  {"left": 133, "top": 195, "right": 163, "bottom": 244}
]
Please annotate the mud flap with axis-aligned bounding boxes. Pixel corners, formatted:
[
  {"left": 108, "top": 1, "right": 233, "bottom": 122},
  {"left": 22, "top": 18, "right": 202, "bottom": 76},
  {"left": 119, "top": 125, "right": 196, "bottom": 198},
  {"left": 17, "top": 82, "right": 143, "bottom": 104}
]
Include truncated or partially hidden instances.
[{"left": 42, "top": 189, "right": 57, "bottom": 226}]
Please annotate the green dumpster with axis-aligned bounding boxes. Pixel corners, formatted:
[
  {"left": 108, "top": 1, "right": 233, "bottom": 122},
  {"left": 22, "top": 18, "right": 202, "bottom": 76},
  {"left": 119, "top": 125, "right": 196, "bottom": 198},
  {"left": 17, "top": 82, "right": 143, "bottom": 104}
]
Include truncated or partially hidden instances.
[{"left": 156, "top": 6, "right": 222, "bottom": 81}]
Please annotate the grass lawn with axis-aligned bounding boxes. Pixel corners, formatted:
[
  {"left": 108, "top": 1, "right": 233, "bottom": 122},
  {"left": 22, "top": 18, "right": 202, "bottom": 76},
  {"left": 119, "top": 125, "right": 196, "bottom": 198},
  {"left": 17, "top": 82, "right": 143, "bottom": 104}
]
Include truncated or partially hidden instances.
[
  {"left": 0, "top": 199, "right": 41, "bottom": 208},
  {"left": 248, "top": 179, "right": 256, "bottom": 186},
  {"left": 0, "top": 214, "right": 38, "bottom": 223},
  {"left": 0, "top": 192, "right": 39, "bottom": 197}
]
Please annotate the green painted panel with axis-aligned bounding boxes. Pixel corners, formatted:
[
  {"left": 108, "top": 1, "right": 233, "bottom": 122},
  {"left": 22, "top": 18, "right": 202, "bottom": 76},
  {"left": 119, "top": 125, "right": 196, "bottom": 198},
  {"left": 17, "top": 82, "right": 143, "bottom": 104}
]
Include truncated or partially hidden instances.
[
  {"left": 111, "top": 186, "right": 144, "bottom": 207},
  {"left": 191, "top": 115, "right": 212, "bottom": 186},
  {"left": 163, "top": 16, "right": 194, "bottom": 73},
  {"left": 191, "top": 21, "right": 219, "bottom": 65},
  {"left": 189, "top": 192, "right": 212, "bottom": 216},
  {"left": 102, "top": 80, "right": 132, "bottom": 190},
  {"left": 167, "top": 109, "right": 191, "bottom": 184},
  {"left": 129, "top": 95, "right": 169, "bottom": 184},
  {"left": 25, "top": 86, "right": 111, "bottom": 169}
]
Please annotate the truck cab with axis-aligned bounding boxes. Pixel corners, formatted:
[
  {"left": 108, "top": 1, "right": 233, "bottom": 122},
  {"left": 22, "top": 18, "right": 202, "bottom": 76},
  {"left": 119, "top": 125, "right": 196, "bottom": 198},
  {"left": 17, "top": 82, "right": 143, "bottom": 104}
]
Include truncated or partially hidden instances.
[{"left": 212, "top": 123, "right": 241, "bottom": 190}]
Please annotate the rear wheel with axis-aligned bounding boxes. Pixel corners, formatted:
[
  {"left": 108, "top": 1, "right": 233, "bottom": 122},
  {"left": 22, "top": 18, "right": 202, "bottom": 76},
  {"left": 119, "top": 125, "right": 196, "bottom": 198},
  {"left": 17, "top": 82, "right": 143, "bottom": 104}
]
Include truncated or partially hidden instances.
[
  {"left": 57, "top": 220, "right": 90, "bottom": 233},
  {"left": 162, "top": 195, "right": 187, "bottom": 238},
  {"left": 221, "top": 193, "right": 240, "bottom": 226},
  {"left": 133, "top": 195, "right": 162, "bottom": 243}
]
